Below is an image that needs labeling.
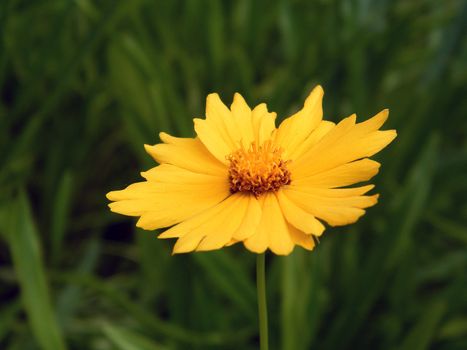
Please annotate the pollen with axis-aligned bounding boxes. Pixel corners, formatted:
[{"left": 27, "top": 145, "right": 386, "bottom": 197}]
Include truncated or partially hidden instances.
[{"left": 227, "top": 141, "right": 291, "bottom": 197}]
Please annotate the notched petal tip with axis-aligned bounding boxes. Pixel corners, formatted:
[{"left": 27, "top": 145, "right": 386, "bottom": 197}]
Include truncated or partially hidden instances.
[
  {"left": 338, "top": 113, "right": 357, "bottom": 125},
  {"left": 195, "top": 239, "right": 219, "bottom": 252},
  {"left": 231, "top": 93, "right": 253, "bottom": 122},
  {"left": 359, "top": 109, "right": 390, "bottom": 131},
  {"left": 172, "top": 242, "right": 193, "bottom": 255},
  {"left": 365, "top": 193, "right": 380, "bottom": 207},
  {"left": 302, "top": 243, "right": 316, "bottom": 252},
  {"left": 192, "top": 118, "right": 204, "bottom": 131},
  {"left": 207, "top": 92, "right": 221, "bottom": 99},
  {"left": 311, "top": 84, "right": 324, "bottom": 96},
  {"left": 233, "top": 92, "right": 245, "bottom": 101},
  {"left": 144, "top": 143, "right": 155, "bottom": 154},
  {"left": 206, "top": 93, "right": 226, "bottom": 109},
  {"left": 313, "top": 221, "right": 326, "bottom": 236},
  {"left": 314, "top": 84, "right": 324, "bottom": 93},
  {"left": 362, "top": 184, "right": 376, "bottom": 193},
  {"left": 225, "top": 239, "right": 238, "bottom": 247},
  {"left": 271, "top": 245, "right": 295, "bottom": 256},
  {"left": 158, "top": 132, "right": 170, "bottom": 143},
  {"left": 243, "top": 241, "right": 267, "bottom": 254},
  {"left": 375, "top": 129, "right": 398, "bottom": 151},
  {"left": 253, "top": 102, "right": 267, "bottom": 111},
  {"left": 388, "top": 129, "right": 397, "bottom": 138},
  {"left": 144, "top": 144, "right": 162, "bottom": 163},
  {"left": 158, "top": 228, "right": 182, "bottom": 239},
  {"left": 158, "top": 132, "right": 184, "bottom": 144},
  {"left": 107, "top": 201, "right": 119, "bottom": 212},
  {"left": 106, "top": 191, "right": 119, "bottom": 201},
  {"left": 231, "top": 92, "right": 252, "bottom": 110},
  {"left": 375, "top": 109, "right": 389, "bottom": 124},
  {"left": 135, "top": 217, "right": 147, "bottom": 229},
  {"left": 303, "top": 85, "right": 324, "bottom": 106},
  {"left": 376, "top": 108, "right": 389, "bottom": 117},
  {"left": 327, "top": 209, "right": 367, "bottom": 227},
  {"left": 205, "top": 93, "right": 232, "bottom": 123}
]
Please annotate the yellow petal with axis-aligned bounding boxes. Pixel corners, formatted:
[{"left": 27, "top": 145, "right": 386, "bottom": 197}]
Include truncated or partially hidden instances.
[
  {"left": 162, "top": 193, "right": 259, "bottom": 253},
  {"left": 194, "top": 118, "right": 233, "bottom": 164},
  {"left": 140, "top": 164, "right": 226, "bottom": 183},
  {"left": 288, "top": 120, "right": 335, "bottom": 161},
  {"left": 289, "top": 114, "right": 356, "bottom": 176},
  {"left": 292, "top": 158, "right": 380, "bottom": 188},
  {"left": 196, "top": 194, "right": 251, "bottom": 251},
  {"left": 232, "top": 194, "right": 262, "bottom": 240},
  {"left": 355, "top": 109, "right": 389, "bottom": 133},
  {"left": 145, "top": 134, "right": 226, "bottom": 176},
  {"left": 251, "top": 103, "right": 277, "bottom": 145},
  {"left": 291, "top": 111, "right": 396, "bottom": 178},
  {"left": 158, "top": 197, "right": 228, "bottom": 239},
  {"left": 242, "top": 197, "right": 268, "bottom": 254},
  {"left": 206, "top": 93, "right": 244, "bottom": 147},
  {"left": 159, "top": 132, "right": 189, "bottom": 144},
  {"left": 170, "top": 201, "right": 234, "bottom": 253},
  {"left": 194, "top": 93, "right": 248, "bottom": 163},
  {"left": 289, "top": 184, "right": 375, "bottom": 197},
  {"left": 106, "top": 166, "right": 230, "bottom": 229},
  {"left": 288, "top": 224, "right": 315, "bottom": 251},
  {"left": 276, "top": 190, "right": 325, "bottom": 235},
  {"left": 171, "top": 194, "right": 246, "bottom": 253},
  {"left": 284, "top": 188, "right": 378, "bottom": 226},
  {"left": 275, "top": 86, "right": 323, "bottom": 159},
  {"left": 225, "top": 238, "right": 239, "bottom": 247},
  {"left": 231, "top": 93, "right": 255, "bottom": 146},
  {"left": 287, "top": 188, "right": 379, "bottom": 208},
  {"left": 357, "top": 130, "right": 397, "bottom": 156},
  {"left": 244, "top": 193, "right": 294, "bottom": 255}
]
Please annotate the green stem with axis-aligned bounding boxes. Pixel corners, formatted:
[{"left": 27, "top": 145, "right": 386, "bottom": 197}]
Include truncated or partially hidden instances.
[{"left": 256, "top": 253, "right": 269, "bottom": 350}]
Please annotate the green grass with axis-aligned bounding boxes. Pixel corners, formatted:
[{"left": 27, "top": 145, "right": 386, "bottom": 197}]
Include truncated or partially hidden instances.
[{"left": 1, "top": 0, "right": 466, "bottom": 349}]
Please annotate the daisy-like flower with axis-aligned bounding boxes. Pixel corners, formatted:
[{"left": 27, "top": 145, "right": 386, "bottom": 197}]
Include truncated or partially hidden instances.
[{"left": 107, "top": 86, "right": 396, "bottom": 255}]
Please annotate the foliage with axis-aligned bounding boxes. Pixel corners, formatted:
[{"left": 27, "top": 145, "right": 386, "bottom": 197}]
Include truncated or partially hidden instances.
[{"left": 0, "top": 0, "right": 466, "bottom": 349}]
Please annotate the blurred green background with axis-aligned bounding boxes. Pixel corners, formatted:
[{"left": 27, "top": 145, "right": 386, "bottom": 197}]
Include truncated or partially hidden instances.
[{"left": 1, "top": 0, "right": 466, "bottom": 349}]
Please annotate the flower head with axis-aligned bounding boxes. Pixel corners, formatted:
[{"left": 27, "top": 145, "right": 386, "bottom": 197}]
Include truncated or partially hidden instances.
[{"left": 107, "top": 86, "right": 396, "bottom": 255}]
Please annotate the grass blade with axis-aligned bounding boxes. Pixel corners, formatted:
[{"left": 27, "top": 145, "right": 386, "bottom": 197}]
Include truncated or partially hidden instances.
[
  {"left": 6, "top": 190, "right": 67, "bottom": 350},
  {"left": 399, "top": 301, "right": 446, "bottom": 350},
  {"left": 193, "top": 251, "right": 256, "bottom": 320},
  {"left": 50, "top": 171, "right": 74, "bottom": 263},
  {"left": 102, "top": 322, "right": 169, "bottom": 350}
]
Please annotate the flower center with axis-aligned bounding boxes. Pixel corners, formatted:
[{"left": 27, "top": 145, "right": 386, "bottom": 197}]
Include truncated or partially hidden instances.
[{"left": 227, "top": 141, "right": 291, "bottom": 197}]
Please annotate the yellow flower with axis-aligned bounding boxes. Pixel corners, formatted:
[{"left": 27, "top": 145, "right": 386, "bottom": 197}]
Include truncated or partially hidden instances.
[{"left": 107, "top": 86, "right": 396, "bottom": 255}]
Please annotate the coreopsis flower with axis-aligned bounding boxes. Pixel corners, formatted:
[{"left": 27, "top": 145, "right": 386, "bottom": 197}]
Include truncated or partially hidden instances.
[{"left": 107, "top": 86, "right": 396, "bottom": 255}]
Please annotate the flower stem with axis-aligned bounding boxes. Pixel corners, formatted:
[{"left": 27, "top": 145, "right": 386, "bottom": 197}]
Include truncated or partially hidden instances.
[{"left": 256, "top": 253, "right": 269, "bottom": 350}]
